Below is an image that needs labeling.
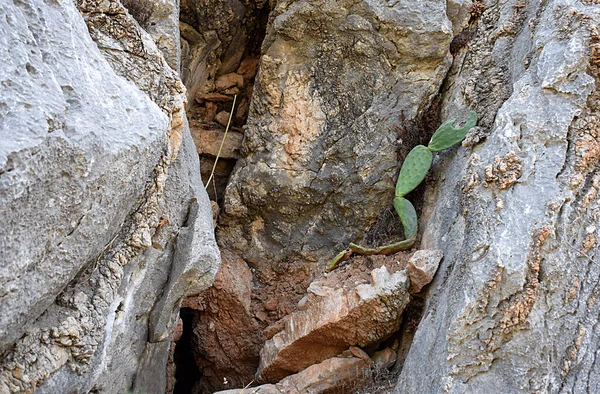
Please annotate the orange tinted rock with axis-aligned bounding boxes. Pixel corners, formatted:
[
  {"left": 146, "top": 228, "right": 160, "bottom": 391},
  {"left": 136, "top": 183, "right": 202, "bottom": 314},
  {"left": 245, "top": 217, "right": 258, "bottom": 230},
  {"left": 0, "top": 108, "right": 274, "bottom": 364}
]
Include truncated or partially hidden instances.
[
  {"left": 372, "top": 347, "right": 397, "bottom": 370},
  {"left": 214, "top": 356, "right": 371, "bottom": 394},
  {"left": 216, "top": 72, "right": 244, "bottom": 91},
  {"left": 187, "top": 250, "right": 263, "bottom": 393},
  {"left": 189, "top": 125, "right": 243, "bottom": 159},
  {"left": 195, "top": 92, "right": 233, "bottom": 103},
  {"left": 215, "top": 111, "right": 231, "bottom": 127},
  {"left": 237, "top": 56, "right": 260, "bottom": 80},
  {"left": 256, "top": 266, "right": 410, "bottom": 382}
]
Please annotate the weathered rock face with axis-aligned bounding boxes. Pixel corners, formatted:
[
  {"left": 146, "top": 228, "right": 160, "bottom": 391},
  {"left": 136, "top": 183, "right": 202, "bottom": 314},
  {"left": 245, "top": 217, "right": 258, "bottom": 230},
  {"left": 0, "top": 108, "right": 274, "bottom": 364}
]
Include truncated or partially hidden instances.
[
  {"left": 0, "top": 1, "right": 219, "bottom": 393},
  {"left": 395, "top": 0, "right": 600, "bottom": 392},
  {"left": 124, "top": 0, "right": 182, "bottom": 72},
  {"left": 218, "top": 0, "right": 457, "bottom": 269},
  {"left": 407, "top": 249, "right": 443, "bottom": 293},
  {"left": 179, "top": 0, "right": 267, "bottom": 202},
  {"left": 257, "top": 263, "right": 411, "bottom": 382}
]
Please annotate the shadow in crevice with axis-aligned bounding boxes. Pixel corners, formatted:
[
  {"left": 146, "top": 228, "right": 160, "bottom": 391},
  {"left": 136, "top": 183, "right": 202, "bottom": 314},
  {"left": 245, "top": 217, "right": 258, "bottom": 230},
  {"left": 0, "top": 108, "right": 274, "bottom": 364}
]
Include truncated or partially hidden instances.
[{"left": 173, "top": 308, "right": 201, "bottom": 394}]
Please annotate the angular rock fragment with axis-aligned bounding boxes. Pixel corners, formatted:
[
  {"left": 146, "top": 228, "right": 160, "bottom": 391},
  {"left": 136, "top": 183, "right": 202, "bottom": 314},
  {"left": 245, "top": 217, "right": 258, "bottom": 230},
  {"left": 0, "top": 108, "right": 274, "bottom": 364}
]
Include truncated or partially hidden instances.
[
  {"left": 215, "top": 355, "right": 371, "bottom": 394},
  {"left": 216, "top": 72, "right": 245, "bottom": 91},
  {"left": 256, "top": 266, "right": 410, "bottom": 382},
  {"left": 237, "top": 56, "right": 260, "bottom": 80},
  {"left": 215, "top": 111, "right": 232, "bottom": 127},
  {"left": 195, "top": 92, "right": 234, "bottom": 103},
  {"left": 407, "top": 250, "right": 443, "bottom": 293},
  {"left": 372, "top": 347, "right": 397, "bottom": 370}
]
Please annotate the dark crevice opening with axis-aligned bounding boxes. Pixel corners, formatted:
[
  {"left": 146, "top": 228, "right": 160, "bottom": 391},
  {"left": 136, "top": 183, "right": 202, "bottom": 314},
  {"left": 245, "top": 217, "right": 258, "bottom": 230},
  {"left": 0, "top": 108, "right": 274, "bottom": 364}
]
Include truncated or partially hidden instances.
[{"left": 173, "top": 308, "right": 201, "bottom": 394}]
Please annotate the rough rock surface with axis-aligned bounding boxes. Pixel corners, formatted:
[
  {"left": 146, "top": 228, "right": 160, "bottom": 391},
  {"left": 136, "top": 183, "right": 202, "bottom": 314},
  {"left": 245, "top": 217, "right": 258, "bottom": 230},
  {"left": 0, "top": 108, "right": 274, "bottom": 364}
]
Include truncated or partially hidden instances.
[
  {"left": 0, "top": 1, "right": 219, "bottom": 393},
  {"left": 216, "top": 355, "right": 372, "bottom": 394},
  {"left": 407, "top": 249, "right": 443, "bottom": 293},
  {"left": 179, "top": 0, "right": 267, "bottom": 104},
  {"left": 144, "top": 0, "right": 182, "bottom": 72},
  {"left": 257, "top": 265, "right": 410, "bottom": 382},
  {"left": 122, "top": 0, "right": 182, "bottom": 72},
  {"left": 396, "top": 0, "right": 600, "bottom": 392},
  {"left": 182, "top": 250, "right": 263, "bottom": 393},
  {"left": 218, "top": 0, "right": 459, "bottom": 269}
]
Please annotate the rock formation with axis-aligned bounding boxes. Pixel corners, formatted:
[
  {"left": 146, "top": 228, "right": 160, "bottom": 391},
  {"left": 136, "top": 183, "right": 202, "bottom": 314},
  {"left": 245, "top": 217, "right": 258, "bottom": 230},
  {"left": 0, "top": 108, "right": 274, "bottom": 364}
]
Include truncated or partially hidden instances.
[
  {"left": 395, "top": 0, "right": 600, "bottom": 392},
  {"left": 217, "top": 0, "right": 460, "bottom": 269},
  {"left": 183, "top": 250, "right": 263, "bottom": 393},
  {"left": 0, "top": 1, "right": 219, "bottom": 393},
  {"left": 257, "top": 265, "right": 411, "bottom": 382}
]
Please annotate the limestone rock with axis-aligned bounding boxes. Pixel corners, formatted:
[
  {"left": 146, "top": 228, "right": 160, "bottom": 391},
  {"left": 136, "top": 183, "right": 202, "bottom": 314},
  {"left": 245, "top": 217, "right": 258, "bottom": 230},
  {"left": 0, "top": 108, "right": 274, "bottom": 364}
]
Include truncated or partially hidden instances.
[
  {"left": 180, "top": 21, "right": 220, "bottom": 106},
  {"left": 179, "top": 0, "right": 267, "bottom": 102},
  {"left": 218, "top": 0, "right": 454, "bottom": 270},
  {"left": 216, "top": 355, "right": 371, "bottom": 394},
  {"left": 215, "top": 111, "right": 232, "bottom": 127},
  {"left": 0, "top": 1, "right": 219, "bottom": 393},
  {"left": 256, "top": 266, "right": 410, "bottom": 382},
  {"left": 237, "top": 56, "right": 260, "bottom": 80},
  {"left": 372, "top": 347, "right": 397, "bottom": 371},
  {"left": 124, "top": 0, "right": 182, "bottom": 72},
  {"left": 446, "top": 0, "right": 473, "bottom": 35},
  {"left": 277, "top": 356, "right": 371, "bottom": 394},
  {"left": 196, "top": 92, "right": 234, "bottom": 103},
  {"left": 407, "top": 249, "right": 443, "bottom": 293},
  {"left": 395, "top": 0, "right": 600, "bottom": 392}
]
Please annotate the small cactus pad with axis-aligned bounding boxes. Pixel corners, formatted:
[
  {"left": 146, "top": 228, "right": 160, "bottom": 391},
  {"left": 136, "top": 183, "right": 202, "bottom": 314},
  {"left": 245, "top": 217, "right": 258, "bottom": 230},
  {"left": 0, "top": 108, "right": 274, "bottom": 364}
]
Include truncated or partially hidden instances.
[
  {"left": 395, "top": 145, "right": 433, "bottom": 197},
  {"left": 427, "top": 111, "right": 477, "bottom": 152},
  {"left": 393, "top": 197, "right": 417, "bottom": 240}
]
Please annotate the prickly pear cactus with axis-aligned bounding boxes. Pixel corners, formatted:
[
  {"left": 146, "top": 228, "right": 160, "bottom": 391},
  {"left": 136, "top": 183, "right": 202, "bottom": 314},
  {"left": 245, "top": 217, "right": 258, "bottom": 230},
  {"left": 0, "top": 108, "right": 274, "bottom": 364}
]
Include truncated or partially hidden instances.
[
  {"left": 326, "top": 111, "right": 477, "bottom": 272},
  {"left": 393, "top": 197, "right": 417, "bottom": 240},
  {"left": 428, "top": 111, "right": 477, "bottom": 152},
  {"left": 395, "top": 145, "right": 433, "bottom": 198}
]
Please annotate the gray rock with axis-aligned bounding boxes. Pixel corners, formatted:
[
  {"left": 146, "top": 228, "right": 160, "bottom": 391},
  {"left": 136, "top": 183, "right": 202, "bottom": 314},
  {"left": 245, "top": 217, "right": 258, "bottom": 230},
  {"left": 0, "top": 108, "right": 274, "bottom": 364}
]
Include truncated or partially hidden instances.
[
  {"left": 218, "top": 0, "right": 454, "bottom": 270},
  {"left": 138, "top": 0, "right": 182, "bottom": 72},
  {"left": 395, "top": 0, "right": 600, "bottom": 392},
  {"left": 0, "top": 0, "right": 166, "bottom": 355},
  {"left": 0, "top": 1, "right": 219, "bottom": 393}
]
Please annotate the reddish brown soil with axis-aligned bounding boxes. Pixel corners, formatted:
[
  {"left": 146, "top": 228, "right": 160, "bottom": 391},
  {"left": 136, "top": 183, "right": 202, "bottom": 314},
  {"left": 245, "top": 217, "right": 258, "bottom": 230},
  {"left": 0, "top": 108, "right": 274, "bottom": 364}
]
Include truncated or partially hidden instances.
[{"left": 250, "top": 261, "right": 315, "bottom": 329}]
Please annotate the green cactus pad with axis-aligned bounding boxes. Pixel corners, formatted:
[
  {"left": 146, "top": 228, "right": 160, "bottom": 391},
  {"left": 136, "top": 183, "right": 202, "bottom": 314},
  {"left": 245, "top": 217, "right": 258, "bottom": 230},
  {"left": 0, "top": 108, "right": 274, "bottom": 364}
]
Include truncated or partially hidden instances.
[
  {"left": 393, "top": 197, "right": 417, "bottom": 240},
  {"left": 427, "top": 111, "right": 477, "bottom": 152},
  {"left": 395, "top": 145, "right": 433, "bottom": 198}
]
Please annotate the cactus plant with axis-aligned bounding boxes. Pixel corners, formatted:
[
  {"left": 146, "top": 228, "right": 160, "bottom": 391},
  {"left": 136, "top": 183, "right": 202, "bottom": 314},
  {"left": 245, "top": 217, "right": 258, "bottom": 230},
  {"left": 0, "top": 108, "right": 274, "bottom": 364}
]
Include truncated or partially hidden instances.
[
  {"left": 428, "top": 111, "right": 477, "bottom": 152},
  {"left": 325, "top": 111, "right": 477, "bottom": 272}
]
